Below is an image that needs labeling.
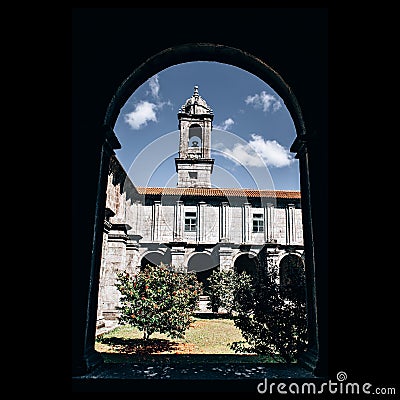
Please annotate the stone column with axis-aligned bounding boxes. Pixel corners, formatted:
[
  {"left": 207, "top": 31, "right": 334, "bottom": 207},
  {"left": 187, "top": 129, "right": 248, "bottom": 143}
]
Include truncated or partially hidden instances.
[
  {"left": 197, "top": 201, "right": 206, "bottom": 242},
  {"left": 285, "top": 203, "right": 295, "bottom": 245},
  {"left": 126, "top": 234, "right": 142, "bottom": 275},
  {"left": 132, "top": 200, "right": 142, "bottom": 235},
  {"left": 96, "top": 208, "right": 115, "bottom": 331},
  {"left": 265, "top": 202, "right": 275, "bottom": 242},
  {"left": 173, "top": 200, "right": 184, "bottom": 241},
  {"left": 171, "top": 245, "right": 186, "bottom": 272},
  {"left": 152, "top": 201, "right": 161, "bottom": 242},
  {"left": 219, "top": 201, "right": 229, "bottom": 242},
  {"left": 219, "top": 244, "right": 234, "bottom": 272},
  {"left": 72, "top": 126, "right": 122, "bottom": 376},
  {"left": 242, "top": 203, "right": 251, "bottom": 243},
  {"left": 179, "top": 121, "right": 189, "bottom": 157},
  {"left": 202, "top": 119, "right": 212, "bottom": 158},
  {"left": 290, "top": 134, "right": 326, "bottom": 375},
  {"left": 102, "top": 222, "right": 131, "bottom": 326}
]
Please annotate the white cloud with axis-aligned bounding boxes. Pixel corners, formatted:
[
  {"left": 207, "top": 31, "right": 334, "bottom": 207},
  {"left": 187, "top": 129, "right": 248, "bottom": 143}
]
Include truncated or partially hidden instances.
[
  {"left": 124, "top": 101, "right": 157, "bottom": 130},
  {"left": 216, "top": 134, "right": 293, "bottom": 168},
  {"left": 248, "top": 134, "right": 293, "bottom": 167},
  {"left": 125, "top": 75, "right": 174, "bottom": 130},
  {"left": 156, "top": 100, "right": 173, "bottom": 110},
  {"left": 215, "top": 118, "right": 235, "bottom": 131},
  {"left": 245, "top": 91, "right": 282, "bottom": 112},
  {"left": 148, "top": 75, "right": 160, "bottom": 99}
]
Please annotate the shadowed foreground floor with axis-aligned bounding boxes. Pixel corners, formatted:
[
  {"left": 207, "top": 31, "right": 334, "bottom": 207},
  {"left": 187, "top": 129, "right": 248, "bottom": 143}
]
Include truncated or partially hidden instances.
[{"left": 72, "top": 360, "right": 320, "bottom": 392}]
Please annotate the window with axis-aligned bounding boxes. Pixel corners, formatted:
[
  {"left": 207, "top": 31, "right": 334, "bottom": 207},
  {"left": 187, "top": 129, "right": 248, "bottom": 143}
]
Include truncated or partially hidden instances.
[
  {"left": 189, "top": 172, "right": 198, "bottom": 179},
  {"left": 252, "top": 213, "right": 264, "bottom": 232},
  {"left": 185, "top": 211, "right": 197, "bottom": 231}
]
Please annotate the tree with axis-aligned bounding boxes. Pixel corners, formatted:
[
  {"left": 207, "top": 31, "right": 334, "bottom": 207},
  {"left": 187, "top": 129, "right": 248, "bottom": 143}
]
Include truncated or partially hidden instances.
[
  {"left": 205, "top": 269, "right": 253, "bottom": 316},
  {"left": 115, "top": 263, "right": 202, "bottom": 340},
  {"left": 231, "top": 258, "right": 307, "bottom": 363}
]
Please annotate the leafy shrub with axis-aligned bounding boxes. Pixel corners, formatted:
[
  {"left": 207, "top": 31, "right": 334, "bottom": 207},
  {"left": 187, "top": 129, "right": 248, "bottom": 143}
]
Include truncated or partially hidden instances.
[
  {"left": 205, "top": 269, "right": 253, "bottom": 316},
  {"left": 115, "top": 263, "right": 202, "bottom": 340},
  {"left": 231, "top": 258, "right": 307, "bottom": 362}
]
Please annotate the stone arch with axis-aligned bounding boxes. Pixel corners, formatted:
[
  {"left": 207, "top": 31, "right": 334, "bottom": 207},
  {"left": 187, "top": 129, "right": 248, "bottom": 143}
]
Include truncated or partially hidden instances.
[
  {"left": 275, "top": 249, "right": 303, "bottom": 266},
  {"left": 140, "top": 250, "right": 171, "bottom": 269},
  {"left": 234, "top": 252, "right": 259, "bottom": 278},
  {"left": 188, "top": 123, "right": 202, "bottom": 148},
  {"left": 279, "top": 253, "right": 305, "bottom": 301},
  {"left": 104, "top": 44, "right": 305, "bottom": 137},
  {"left": 72, "top": 35, "right": 327, "bottom": 378},
  {"left": 187, "top": 251, "right": 218, "bottom": 291}
]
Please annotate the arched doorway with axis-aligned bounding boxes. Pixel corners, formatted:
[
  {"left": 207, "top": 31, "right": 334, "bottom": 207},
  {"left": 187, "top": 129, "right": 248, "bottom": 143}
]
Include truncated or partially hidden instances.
[
  {"left": 234, "top": 253, "right": 259, "bottom": 279},
  {"left": 140, "top": 250, "right": 171, "bottom": 269},
  {"left": 279, "top": 253, "right": 305, "bottom": 301},
  {"left": 187, "top": 252, "right": 218, "bottom": 292}
]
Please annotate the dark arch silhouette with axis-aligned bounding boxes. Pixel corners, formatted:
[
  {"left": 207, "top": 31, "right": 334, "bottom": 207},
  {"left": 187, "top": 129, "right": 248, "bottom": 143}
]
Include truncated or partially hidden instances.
[
  {"left": 104, "top": 44, "right": 305, "bottom": 138},
  {"left": 280, "top": 253, "right": 304, "bottom": 285},
  {"left": 140, "top": 251, "right": 171, "bottom": 269},
  {"left": 279, "top": 253, "right": 305, "bottom": 301},
  {"left": 188, "top": 124, "right": 202, "bottom": 148},
  {"left": 189, "top": 124, "right": 202, "bottom": 139},
  {"left": 187, "top": 252, "right": 218, "bottom": 291},
  {"left": 234, "top": 253, "right": 259, "bottom": 278},
  {"left": 72, "top": 12, "right": 328, "bottom": 382}
]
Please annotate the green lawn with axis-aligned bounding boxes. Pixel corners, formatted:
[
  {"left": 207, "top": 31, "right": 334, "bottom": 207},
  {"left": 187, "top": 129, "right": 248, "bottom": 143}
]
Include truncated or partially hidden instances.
[{"left": 95, "top": 314, "right": 273, "bottom": 364}]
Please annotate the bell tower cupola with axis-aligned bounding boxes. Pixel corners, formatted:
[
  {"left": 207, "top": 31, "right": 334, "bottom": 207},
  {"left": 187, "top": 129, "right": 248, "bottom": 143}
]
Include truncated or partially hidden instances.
[{"left": 175, "top": 86, "right": 215, "bottom": 188}]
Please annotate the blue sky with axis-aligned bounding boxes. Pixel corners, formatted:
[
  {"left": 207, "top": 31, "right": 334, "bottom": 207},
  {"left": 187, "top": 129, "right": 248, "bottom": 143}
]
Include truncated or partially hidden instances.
[{"left": 114, "top": 61, "right": 300, "bottom": 191}]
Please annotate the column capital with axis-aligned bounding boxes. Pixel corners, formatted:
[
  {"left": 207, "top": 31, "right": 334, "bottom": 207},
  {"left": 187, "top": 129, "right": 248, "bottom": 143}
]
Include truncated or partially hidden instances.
[
  {"left": 219, "top": 243, "right": 234, "bottom": 252},
  {"left": 290, "top": 133, "right": 315, "bottom": 159},
  {"left": 103, "top": 220, "right": 113, "bottom": 232},
  {"left": 168, "top": 241, "right": 188, "bottom": 249},
  {"left": 128, "top": 234, "right": 143, "bottom": 242},
  {"left": 110, "top": 223, "right": 132, "bottom": 233}
]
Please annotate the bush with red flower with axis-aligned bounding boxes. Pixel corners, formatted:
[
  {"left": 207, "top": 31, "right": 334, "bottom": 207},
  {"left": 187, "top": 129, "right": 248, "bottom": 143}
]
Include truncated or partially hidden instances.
[{"left": 115, "top": 263, "right": 202, "bottom": 340}]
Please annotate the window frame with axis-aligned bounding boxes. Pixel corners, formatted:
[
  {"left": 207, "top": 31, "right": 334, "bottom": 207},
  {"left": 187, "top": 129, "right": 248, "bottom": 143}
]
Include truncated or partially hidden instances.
[
  {"left": 252, "top": 213, "right": 264, "bottom": 233},
  {"left": 184, "top": 211, "right": 197, "bottom": 232}
]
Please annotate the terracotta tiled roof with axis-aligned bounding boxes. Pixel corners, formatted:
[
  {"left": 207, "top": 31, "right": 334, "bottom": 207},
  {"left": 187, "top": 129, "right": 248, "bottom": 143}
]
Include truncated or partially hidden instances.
[{"left": 136, "top": 187, "right": 301, "bottom": 199}]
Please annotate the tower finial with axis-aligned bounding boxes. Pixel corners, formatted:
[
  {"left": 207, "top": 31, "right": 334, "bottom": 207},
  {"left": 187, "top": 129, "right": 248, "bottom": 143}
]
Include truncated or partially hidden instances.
[{"left": 194, "top": 85, "right": 199, "bottom": 97}]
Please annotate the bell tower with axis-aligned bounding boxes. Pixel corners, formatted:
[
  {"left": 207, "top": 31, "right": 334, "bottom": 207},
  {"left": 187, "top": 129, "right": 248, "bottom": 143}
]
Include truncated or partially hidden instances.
[{"left": 175, "top": 86, "right": 214, "bottom": 188}]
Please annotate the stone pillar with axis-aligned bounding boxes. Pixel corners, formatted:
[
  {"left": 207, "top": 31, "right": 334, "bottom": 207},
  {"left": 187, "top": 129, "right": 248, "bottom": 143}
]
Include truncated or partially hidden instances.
[
  {"left": 71, "top": 126, "right": 122, "bottom": 376},
  {"left": 242, "top": 203, "right": 251, "bottom": 243},
  {"left": 126, "top": 234, "right": 142, "bottom": 275},
  {"left": 152, "top": 201, "right": 161, "bottom": 242},
  {"left": 202, "top": 120, "right": 212, "bottom": 158},
  {"left": 197, "top": 201, "right": 206, "bottom": 242},
  {"left": 219, "top": 244, "right": 234, "bottom": 272},
  {"left": 171, "top": 245, "right": 186, "bottom": 272},
  {"left": 132, "top": 200, "right": 142, "bottom": 235},
  {"left": 265, "top": 202, "right": 275, "bottom": 242},
  {"left": 179, "top": 122, "right": 189, "bottom": 157},
  {"left": 291, "top": 134, "right": 326, "bottom": 376},
  {"left": 219, "top": 201, "right": 229, "bottom": 242},
  {"left": 286, "top": 203, "right": 295, "bottom": 245},
  {"left": 102, "top": 222, "right": 131, "bottom": 325},
  {"left": 96, "top": 208, "right": 115, "bottom": 330},
  {"left": 173, "top": 200, "right": 184, "bottom": 241}
]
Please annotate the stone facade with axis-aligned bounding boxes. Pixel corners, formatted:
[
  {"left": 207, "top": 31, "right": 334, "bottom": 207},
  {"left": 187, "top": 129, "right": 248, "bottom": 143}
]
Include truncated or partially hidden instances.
[{"left": 96, "top": 87, "right": 304, "bottom": 331}]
